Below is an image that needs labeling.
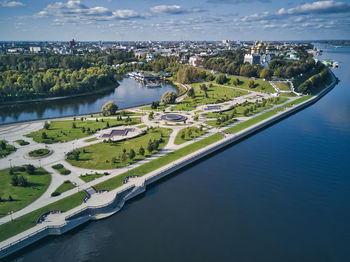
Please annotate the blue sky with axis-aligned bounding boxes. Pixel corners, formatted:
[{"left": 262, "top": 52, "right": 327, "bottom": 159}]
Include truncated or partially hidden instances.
[{"left": 0, "top": 0, "right": 349, "bottom": 41}]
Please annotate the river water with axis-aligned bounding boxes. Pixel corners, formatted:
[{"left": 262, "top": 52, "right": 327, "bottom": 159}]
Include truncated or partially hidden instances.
[
  {"left": 6, "top": 44, "right": 350, "bottom": 261},
  {"left": 0, "top": 78, "right": 177, "bottom": 125}
]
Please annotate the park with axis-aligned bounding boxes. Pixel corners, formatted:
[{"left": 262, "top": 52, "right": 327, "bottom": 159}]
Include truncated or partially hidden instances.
[{"left": 0, "top": 67, "right": 337, "bottom": 255}]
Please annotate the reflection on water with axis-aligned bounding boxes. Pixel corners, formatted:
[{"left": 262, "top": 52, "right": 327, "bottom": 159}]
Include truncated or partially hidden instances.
[{"left": 0, "top": 78, "right": 177, "bottom": 125}]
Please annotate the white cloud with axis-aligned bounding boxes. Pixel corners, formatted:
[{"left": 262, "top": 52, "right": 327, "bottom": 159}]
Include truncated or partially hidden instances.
[
  {"left": 150, "top": 5, "right": 204, "bottom": 15},
  {"left": 241, "top": 1, "right": 350, "bottom": 22},
  {"left": 35, "top": 0, "right": 143, "bottom": 23},
  {"left": 0, "top": 0, "right": 23, "bottom": 7}
]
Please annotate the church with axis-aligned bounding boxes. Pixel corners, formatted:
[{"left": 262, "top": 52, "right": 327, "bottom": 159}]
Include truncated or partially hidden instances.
[{"left": 244, "top": 41, "right": 271, "bottom": 68}]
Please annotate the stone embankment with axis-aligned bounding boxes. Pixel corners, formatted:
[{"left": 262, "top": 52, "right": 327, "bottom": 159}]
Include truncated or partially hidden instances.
[{"left": 0, "top": 70, "right": 337, "bottom": 259}]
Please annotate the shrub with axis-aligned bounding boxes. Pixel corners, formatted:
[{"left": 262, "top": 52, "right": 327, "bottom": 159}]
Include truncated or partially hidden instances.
[{"left": 52, "top": 164, "right": 64, "bottom": 169}]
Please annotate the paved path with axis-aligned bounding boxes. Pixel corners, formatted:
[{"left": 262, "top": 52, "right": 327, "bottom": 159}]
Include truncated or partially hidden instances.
[{"left": 0, "top": 83, "right": 300, "bottom": 225}]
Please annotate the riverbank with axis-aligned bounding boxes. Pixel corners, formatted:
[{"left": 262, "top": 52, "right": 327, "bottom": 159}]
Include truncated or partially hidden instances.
[
  {"left": 0, "top": 69, "right": 337, "bottom": 259},
  {"left": 0, "top": 84, "right": 119, "bottom": 107}
]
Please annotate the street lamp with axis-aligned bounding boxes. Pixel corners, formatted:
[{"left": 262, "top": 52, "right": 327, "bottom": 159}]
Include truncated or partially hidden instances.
[
  {"left": 39, "top": 159, "right": 41, "bottom": 167},
  {"left": 8, "top": 159, "right": 12, "bottom": 168}
]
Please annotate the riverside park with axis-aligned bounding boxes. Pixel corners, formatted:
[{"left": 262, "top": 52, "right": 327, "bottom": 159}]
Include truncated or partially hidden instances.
[{"left": 0, "top": 69, "right": 337, "bottom": 258}]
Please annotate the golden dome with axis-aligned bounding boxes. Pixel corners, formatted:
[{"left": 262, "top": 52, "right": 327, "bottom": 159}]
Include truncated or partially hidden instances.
[
  {"left": 258, "top": 41, "right": 264, "bottom": 48},
  {"left": 266, "top": 44, "right": 270, "bottom": 50}
]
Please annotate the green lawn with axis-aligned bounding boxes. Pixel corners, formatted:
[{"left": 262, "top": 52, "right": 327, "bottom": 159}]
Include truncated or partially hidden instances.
[
  {"left": 203, "top": 97, "right": 288, "bottom": 119},
  {"left": 84, "top": 137, "right": 98, "bottom": 142},
  {"left": 66, "top": 127, "right": 172, "bottom": 170},
  {"left": 224, "top": 96, "right": 312, "bottom": 134},
  {"left": 205, "top": 118, "right": 237, "bottom": 128},
  {"left": 171, "top": 84, "right": 249, "bottom": 111},
  {"left": 0, "top": 140, "right": 16, "bottom": 158},
  {"left": 0, "top": 166, "right": 51, "bottom": 218},
  {"left": 136, "top": 124, "right": 147, "bottom": 129},
  {"left": 0, "top": 191, "right": 86, "bottom": 242},
  {"left": 52, "top": 164, "right": 71, "bottom": 175},
  {"left": 16, "top": 139, "right": 30, "bottom": 146},
  {"left": 26, "top": 118, "right": 141, "bottom": 144},
  {"left": 80, "top": 172, "right": 108, "bottom": 183},
  {"left": 94, "top": 132, "right": 223, "bottom": 191},
  {"left": 213, "top": 76, "right": 276, "bottom": 93},
  {"left": 174, "top": 127, "right": 207, "bottom": 145},
  {"left": 28, "top": 148, "right": 50, "bottom": 158},
  {"left": 273, "top": 81, "right": 291, "bottom": 91},
  {"left": 51, "top": 180, "right": 76, "bottom": 196}
]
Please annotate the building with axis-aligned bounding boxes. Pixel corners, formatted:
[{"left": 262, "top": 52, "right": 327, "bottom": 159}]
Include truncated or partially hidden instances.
[
  {"left": 244, "top": 41, "right": 271, "bottom": 68},
  {"left": 69, "top": 39, "right": 76, "bottom": 49},
  {"left": 29, "top": 47, "right": 41, "bottom": 53}
]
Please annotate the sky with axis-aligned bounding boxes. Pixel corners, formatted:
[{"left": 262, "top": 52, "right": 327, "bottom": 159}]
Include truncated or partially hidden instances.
[{"left": 0, "top": 0, "right": 349, "bottom": 41}]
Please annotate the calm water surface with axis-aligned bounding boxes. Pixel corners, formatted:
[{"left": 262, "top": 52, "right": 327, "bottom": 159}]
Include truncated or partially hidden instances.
[
  {"left": 0, "top": 78, "right": 176, "bottom": 125},
  {"left": 7, "top": 45, "right": 350, "bottom": 261}
]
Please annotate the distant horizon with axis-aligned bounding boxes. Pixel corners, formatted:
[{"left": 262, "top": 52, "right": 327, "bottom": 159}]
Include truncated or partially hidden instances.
[
  {"left": 0, "top": 0, "right": 349, "bottom": 41},
  {"left": 1, "top": 39, "right": 349, "bottom": 43}
]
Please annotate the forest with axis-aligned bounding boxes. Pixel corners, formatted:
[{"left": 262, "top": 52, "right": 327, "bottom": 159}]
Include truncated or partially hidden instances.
[{"left": 0, "top": 51, "right": 135, "bottom": 102}]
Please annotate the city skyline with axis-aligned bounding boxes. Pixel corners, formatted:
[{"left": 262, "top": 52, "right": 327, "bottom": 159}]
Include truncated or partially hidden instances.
[{"left": 0, "top": 0, "right": 349, "bottom": 41}]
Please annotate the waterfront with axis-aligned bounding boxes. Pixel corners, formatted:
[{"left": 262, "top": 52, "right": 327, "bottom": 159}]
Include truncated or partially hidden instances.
[
  {"left": 0, "top": 78, "right": 177, "bottom": 125},
  {"left": 5, "top": 44, "right": 350, "bottom": 261}
]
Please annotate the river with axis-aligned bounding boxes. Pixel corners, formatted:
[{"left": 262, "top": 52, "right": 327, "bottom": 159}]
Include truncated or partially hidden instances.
[
  {"left": 5, "top": 44, "right": 350, "bottom": 261},
  {"left": 0, "top": 78, "right": 177, "bottom": 125}
]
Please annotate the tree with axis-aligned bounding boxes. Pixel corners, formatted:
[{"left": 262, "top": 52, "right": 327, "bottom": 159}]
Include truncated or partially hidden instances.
[
  {"left": 139, "top": 146, "right": 145, "bottom": 156},
  {"left": 161, "top": 91, "right": 177, "bottom": 104},
  {"left": 200, "top": 84, "right": 207, "bottom": 92},
  {"left": 120, "top": 152, "right": 126, "bottom": 162},
  {"left": 102, "top": 101, "right": 118, "bottom": 116},
  {"left": 187, "top": 87, "right": 195, "bottom": 98},
  {"left": 44, "top": 121, "right": 50, "bottom": 130},
  {"left": 106, "top": 121, "right": 110, "bottom": 128},
  {"left": 41, "top": 132, "right": 47, "bottom": 139},
  {"left": 11, "top": 174, "right": 19, "bottom": 186},
  {"left": 26, "top": 164, "right": 35, "bottom": 175},
  {"left": 248, "top": 80, "right": 255, "bottom": 89},
  {"left": 19, "top": 176, "right": 28, "bottom": 187},
  {"left": 260, "top": 68, "right": 273, "bottom": 79},
  {"left": 216, "top": 74, "right": 228, "bottom": 85},
  {"left": 129, "top": 149, "right": 135, "bottom": 160},
  {"left": 147, "top": 140, "right": 153, "bottom": 153},
  {"left": 0, "top": 141, "right": 5, "bottom": 150},
  {"left": 72, "top": 122, "right": 76, "bottom": 128}
]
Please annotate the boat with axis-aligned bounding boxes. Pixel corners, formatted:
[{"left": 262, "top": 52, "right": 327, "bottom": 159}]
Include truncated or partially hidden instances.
[{"left": 146, "top": 83, "right": 161, "bottom": 88}]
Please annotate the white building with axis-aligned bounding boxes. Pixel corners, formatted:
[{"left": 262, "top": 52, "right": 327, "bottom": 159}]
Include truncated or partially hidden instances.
[
  {"left": 244, "top": 41, "right": 271, "bottom": 68},
  {"left": 29, "top": 46, "right": 41, "bottom": 53}
]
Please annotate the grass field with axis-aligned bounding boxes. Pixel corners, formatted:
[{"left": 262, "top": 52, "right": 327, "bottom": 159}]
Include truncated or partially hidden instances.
[
  {"left": 94, "top": 132, "right": 223, "bottom": 191},
  {"left": 52, "top": 164, "right": 71, "bottom": 175},
  {"left": 203, "top": 97, "right": 288, "bottom": 119},
  {"left": 171, "top": 84, "right": 249, "bottom": 111},
  {"left": 205, "top": 118, "right": 237, "bottom": 128},
  {"left": 0, "top": 140, "right": 16, "bottom": 158},
  {"left": 84, "top": 137, "right": 98, "bottom": 142},
  {"left": 273, "top": 81, "right": 291, "bottom": 91},
  {"left": 26, "top": 118, "right": 141, "bottom": 144},
  {"left": 174, "top": 127, "right": 207, "bottom": 145},
  {"left": 0, "top": 191, "right": 86, "bottom": 242},
  {"left": 96, "top": 111, "right": 144, "bottom": 117},
  {"left": 0, "top": 166, "right": 51, "bottom": 218},
  {"left": 52, "top": 180, "right": 76, "bottom": 196},
  {"left": 224, "top": 96, "right": 312, "bottom": 134},
  {"left": 212, "top": 76, "right": 276, "bottom": 93},
  {"left": 28, "top": 148, "right": 50, "bottom": 158},
  {"left": 66, "top": 127, "right": 172, "bottom": 170},
  {"left": 16, "top": 139, "right": 30, "bottom": 146},
  {"left": 80, "top": 172, "right": 108, "bottom": 183}
]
